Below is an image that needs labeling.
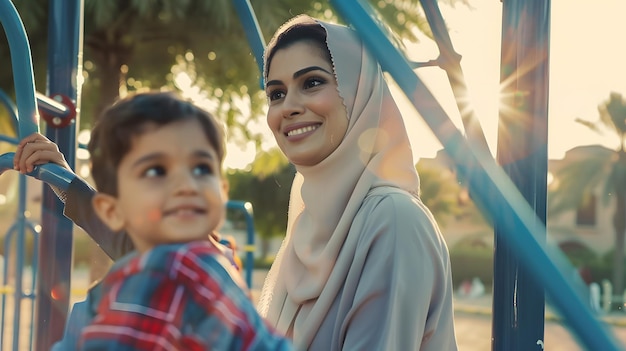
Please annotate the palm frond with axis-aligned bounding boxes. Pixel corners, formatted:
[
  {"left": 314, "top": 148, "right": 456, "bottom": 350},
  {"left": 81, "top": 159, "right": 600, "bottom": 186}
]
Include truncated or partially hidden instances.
[
  {"left": 575, "top": 118, "right": 602, "bottom": 134},
  {"left": 549, "top": 146, "right": 614, "bottom": 214}
]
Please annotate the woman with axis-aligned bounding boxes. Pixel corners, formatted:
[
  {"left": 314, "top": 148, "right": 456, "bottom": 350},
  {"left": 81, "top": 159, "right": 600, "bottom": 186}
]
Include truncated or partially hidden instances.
[
  {"left": 14, "top": 14, "right": 457, "bottom": 351},
  {"left": 257, "top": 15, "right": 457, "bottom": 350}
]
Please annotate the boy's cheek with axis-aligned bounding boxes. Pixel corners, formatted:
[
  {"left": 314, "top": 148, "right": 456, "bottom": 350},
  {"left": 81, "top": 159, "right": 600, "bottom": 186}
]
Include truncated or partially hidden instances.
[{"left": 146, "top": 208, "right": 163, "bottom": 222}]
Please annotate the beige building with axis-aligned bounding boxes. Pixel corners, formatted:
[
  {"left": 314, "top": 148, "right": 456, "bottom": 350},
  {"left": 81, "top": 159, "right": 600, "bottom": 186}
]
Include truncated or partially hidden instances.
[
  {"left": 421, "top": 146, "right": 615, "bottom": 256},
  {"left": 547, "top": 146, "right": 616, "bottom": 255}
]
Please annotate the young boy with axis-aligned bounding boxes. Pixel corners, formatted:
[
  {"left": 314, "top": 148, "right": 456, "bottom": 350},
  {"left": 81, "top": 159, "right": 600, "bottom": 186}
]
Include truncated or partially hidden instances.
[{"left": 33, "top": 91, "right": 291, "bottom": 350}]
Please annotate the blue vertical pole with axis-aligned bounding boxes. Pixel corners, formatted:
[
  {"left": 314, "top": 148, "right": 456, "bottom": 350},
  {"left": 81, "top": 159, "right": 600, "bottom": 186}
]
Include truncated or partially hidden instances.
[
  {"left": 493, "top": 1, "right": 550, "bottom": 350},
  {"left": 226, "top": 201, "right": 255, "bottom": 288},
  {"left": 34, "top": 0, "right": 83, "bottom": 349},
  {"left": 242, "top": 203, "right": 255, "bottom": 288},
  {"left": 231, "top": 0, "right": 266, "bottom": 88}
]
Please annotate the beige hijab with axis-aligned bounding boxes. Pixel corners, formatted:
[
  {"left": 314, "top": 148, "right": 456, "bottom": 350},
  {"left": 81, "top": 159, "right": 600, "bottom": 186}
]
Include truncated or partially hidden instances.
[{"left": 257, "top": 15, "right": 421, "bottom": 347}]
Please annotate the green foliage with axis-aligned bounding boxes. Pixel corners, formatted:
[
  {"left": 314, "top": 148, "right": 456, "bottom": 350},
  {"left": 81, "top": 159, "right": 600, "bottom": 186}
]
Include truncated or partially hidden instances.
[
  {"left": 2, "top": 0, "right": 468, "bottom": 144},
  {"left": 449, "top": 235, "right": 621, "bottom": 291},
  {"left": 241, "top": 255, "right": 275, "bottom": 270},
  {"left": 599, "top": 92, "right": 626, "bottom": 136},
  {"left": 449, "top": 234, "right": 493, "bottom": 289},
  {"left": 558, "top": 240, "right": 598, "bottom": 268},
  {"left": 416, "top": 161, "right": 462, "bottom": 226},
  {"left": 577, "top": 249, "right": 626, "bottom": 291},
  {"left": 226, "top": 149, "right": 293, "bottom": 241}
]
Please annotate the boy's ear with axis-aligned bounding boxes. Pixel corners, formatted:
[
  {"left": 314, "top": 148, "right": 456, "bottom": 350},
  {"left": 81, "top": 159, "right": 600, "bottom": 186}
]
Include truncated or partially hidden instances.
[{"left": 92, "top": 193, "right": 125, "bottom": 232}]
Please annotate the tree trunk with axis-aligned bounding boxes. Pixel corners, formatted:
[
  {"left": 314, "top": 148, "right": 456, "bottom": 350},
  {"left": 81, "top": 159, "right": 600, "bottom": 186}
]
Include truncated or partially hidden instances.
[
  {"left": 93, "top": 48, "right": 129, "bottom": 121},
  {"left": 85, "top": 30, "right": 132, "bottom": 123}
]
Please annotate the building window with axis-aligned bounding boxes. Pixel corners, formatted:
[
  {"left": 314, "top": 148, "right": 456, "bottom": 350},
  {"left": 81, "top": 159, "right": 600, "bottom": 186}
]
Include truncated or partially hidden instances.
[{"left": 576, "top": 193, "right": 596, "bottom": 226}]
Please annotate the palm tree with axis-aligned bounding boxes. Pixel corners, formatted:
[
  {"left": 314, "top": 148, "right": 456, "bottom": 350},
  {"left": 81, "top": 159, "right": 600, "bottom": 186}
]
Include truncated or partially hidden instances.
[{"left": 549, "top": 92, "right": 626, "bottom": 308}]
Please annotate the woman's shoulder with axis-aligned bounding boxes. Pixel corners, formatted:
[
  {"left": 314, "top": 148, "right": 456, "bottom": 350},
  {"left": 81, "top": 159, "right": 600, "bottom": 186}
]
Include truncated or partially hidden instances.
[
  {"left": 362, "top": 186, "right": 430, "bottom": 219},
  {"left": 357, "top": 187, "right": 445, "bottom": 247}
]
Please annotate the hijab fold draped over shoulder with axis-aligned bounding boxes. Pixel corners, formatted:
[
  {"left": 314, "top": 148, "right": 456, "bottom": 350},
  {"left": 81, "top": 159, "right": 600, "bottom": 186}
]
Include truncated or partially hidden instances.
[{"left": 258, "top": 16, "right": 455, "bottom": 350}]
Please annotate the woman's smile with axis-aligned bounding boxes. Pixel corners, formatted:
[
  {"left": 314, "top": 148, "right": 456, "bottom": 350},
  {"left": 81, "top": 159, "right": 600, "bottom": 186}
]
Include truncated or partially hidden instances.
[{"left": 284, "top": 122, "right": 322, "bottom": 140}]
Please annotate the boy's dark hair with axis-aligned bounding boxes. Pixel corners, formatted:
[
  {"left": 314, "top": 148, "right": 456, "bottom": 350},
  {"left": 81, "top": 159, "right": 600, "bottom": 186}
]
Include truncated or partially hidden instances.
[
  {"left": 88, "top": 91, "right": 225, "bottom": 195},
  {"left": 264, "top": 15, "right": 330, "bottom": 83}
]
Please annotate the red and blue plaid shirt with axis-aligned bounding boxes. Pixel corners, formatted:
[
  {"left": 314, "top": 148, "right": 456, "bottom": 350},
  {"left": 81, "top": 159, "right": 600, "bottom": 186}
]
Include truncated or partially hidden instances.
[{"left": 78, "top": 241, "right": 292, "bottom": 350}]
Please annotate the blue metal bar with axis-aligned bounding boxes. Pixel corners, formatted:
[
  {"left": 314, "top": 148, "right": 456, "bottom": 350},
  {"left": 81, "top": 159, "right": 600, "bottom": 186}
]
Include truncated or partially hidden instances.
[
  {"left": 12, "top": 174, "right": 26, "bottom": 351},
  {"left": 329, "top": 1, "right": 622, "bottom": 350},
  {"left": 0, "top": 135, "right": 19, "bottom": 145},
  {"left": 0, "top": 153, "right": 75, "bottom": 191},
  {"left": 0, "top": 152, "right": 17, "bottom": 173},
  {"left": 231, "top": 0, "right": 266, "bottom": 88},
  {"left": 32, "top": 163, "right": 76, "bottom": 191},
  {"left": 0, "top": 0, "right": 40, "bottom": 138},
  {"left": 493, "top": 1, "right": 550, "bottom": 349},
  {"left": 226, "top": 201, "right": 256, "bottom": 289},
  {"left": 24, "top": 220, "right": 39, "bottom": 351},
  {"left": 34, "top": 0, "right": 83, "bottom": 349}
]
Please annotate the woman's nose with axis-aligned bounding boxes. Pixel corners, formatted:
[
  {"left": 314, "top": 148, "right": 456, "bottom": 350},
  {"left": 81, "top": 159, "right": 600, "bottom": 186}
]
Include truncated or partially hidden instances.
[{"left": 281, "top": 92, "right": 304, "bottom": 118}]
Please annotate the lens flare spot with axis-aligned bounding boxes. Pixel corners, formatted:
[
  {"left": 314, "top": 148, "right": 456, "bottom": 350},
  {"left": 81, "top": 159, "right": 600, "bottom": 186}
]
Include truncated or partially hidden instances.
[{"left": 50, "top": 284, "right": 67, "bottom": 301}]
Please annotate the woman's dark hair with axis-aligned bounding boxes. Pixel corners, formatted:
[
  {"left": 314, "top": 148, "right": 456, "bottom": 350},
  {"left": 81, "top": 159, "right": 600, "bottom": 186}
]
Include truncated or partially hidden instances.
[
  {"left": 88, "top": 91, "right": 225, "bottom": 195},
  {"left": 264, "top": 15, "right": 331, "bottom": 83}
]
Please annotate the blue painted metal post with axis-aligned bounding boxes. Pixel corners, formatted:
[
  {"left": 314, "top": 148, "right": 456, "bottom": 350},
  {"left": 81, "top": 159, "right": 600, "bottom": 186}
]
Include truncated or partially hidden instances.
[
  {"left": 226, "top": 201, "right": 255, "bottom": 288},
  {"left": 34, "top": 0, "right": 83, "bottom": 349},
  {"left": 231, "top": 0, "right": 266, "bottom": 88},
  {"left": 493, "top": 1, "right": 550, "bottom": 350}
]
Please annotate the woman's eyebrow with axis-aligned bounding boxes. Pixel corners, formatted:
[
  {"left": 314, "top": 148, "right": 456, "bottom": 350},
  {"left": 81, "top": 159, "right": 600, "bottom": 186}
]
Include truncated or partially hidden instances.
[
  {"left": 266, "top": 65, "right": 333, "bottom": 88},
  {"left": 293, "top": 66, "right": 332, "bottom": 78}
]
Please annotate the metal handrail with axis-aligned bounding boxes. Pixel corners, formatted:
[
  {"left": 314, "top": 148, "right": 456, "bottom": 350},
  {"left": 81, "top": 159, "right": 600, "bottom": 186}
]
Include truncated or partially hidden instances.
[{"left": 0, "top": 0, "right": 39, "bottom": 139}]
